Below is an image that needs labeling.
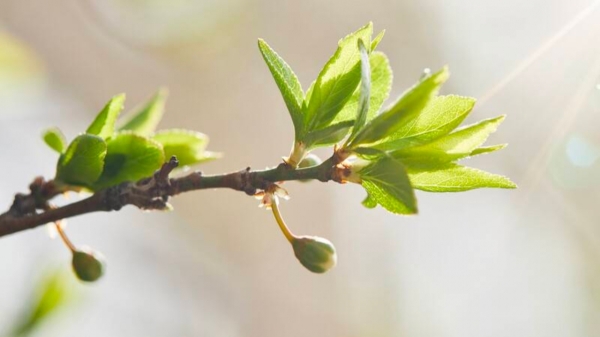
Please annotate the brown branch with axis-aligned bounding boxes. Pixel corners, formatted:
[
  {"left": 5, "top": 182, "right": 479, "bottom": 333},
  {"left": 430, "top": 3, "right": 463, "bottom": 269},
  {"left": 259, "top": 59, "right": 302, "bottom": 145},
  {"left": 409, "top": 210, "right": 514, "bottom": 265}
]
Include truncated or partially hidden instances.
[{"left": 0, "top": 156, "right": 344, "bottom": 238}]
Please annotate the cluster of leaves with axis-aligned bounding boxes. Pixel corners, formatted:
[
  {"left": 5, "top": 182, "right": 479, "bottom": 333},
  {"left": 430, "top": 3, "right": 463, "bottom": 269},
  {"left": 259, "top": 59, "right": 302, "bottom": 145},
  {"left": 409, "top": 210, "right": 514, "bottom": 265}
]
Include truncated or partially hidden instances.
[
  {"left": 259, "top": 22, "right": 516, "bottom": 215},
  {"left": 42, "top": 89, "right": 220, "bottom": 191}
]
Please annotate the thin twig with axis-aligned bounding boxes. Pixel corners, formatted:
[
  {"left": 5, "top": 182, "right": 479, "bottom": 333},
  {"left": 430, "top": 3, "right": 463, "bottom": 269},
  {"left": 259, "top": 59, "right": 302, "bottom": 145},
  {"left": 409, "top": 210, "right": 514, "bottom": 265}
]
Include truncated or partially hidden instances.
[{"left": 0, "top": 156, "right": 343, "bottom": 238}]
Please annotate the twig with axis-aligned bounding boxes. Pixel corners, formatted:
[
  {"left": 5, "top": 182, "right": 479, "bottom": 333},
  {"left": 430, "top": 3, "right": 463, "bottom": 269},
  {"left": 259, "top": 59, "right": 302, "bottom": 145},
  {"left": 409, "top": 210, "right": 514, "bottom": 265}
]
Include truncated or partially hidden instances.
[{"left": 0, "top": 156, "right": 343, "bottom": 238}]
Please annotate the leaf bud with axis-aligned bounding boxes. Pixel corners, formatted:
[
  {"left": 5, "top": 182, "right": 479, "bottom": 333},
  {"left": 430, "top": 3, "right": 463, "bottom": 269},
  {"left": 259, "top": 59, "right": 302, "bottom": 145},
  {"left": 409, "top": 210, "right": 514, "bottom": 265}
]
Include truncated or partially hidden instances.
[
  {"left": 291, "top": 236, "right": 337, "bottom": 273},
  {"left": 298, "top": 154, "right": 322, "bottom": 168},
  {"left": 72, "top": 247, "right": 105, "bottom": 282}
]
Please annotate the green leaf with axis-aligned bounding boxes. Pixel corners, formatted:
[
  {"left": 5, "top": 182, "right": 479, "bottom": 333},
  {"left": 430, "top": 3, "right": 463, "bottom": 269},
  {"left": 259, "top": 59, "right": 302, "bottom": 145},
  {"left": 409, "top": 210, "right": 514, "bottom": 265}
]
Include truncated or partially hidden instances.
[
  {"left": 348, "top": 66, "right": 449, "bottom": 148},
  {"left": 153, "top": 129, "right": 221, "bottom": 166},
  {"left": 359, "top": 156, "right": 417, "bottom": 214},
  {"left": 42, "top": 127, "right": 66, "bottom": 153},
  {"left": 304, "top": 80, "right": 316, "bottom": 109},
  {"left": 407, "top": 163, "right": 517, "bottom": 192},
  {"left": 304, "top": 120, "right": 354, "bottom": 148},
  {"left": 86, "top": 94, "right": 125, "bottom": 139},
  {"left": 347, "top": 39, "right": 371, "bottom": 141},
  {"left": 93, "top": 132, "right": 164, "bottom": 189},
  {"left": 305, "top": 22, "right": 373, "bottom": 130},
  {"left": 392, "top": 115, "right": 505, "bottom": 164},
  {"left": 361, "top": 193, "right": 377, "bottom": 208},
  {"left": 370, "top": 30, "right": 385, "bottom": 51},
  {"left": 11, "top": 270, "right": 73, "bottom": 337},
  {"left": 470, "top": 144, "right": 507, "bottom": 157},
  {"left": 333, "top": 52, "right": 392, "bottom": 124},
  {"left": 118, "top": 88, "right": 168, "bottom": 136},
  {"left": 56, "top": 134, "right": 107, "bottom": 187},
  {"left": 353, "top": 146, "right": 386, "bottom": 159},
  {"left": 376, "top": 94, "right": 476, "bottom": 150},
  {"left": 258, "top": 39, "right": 304, "bottom": 136}
]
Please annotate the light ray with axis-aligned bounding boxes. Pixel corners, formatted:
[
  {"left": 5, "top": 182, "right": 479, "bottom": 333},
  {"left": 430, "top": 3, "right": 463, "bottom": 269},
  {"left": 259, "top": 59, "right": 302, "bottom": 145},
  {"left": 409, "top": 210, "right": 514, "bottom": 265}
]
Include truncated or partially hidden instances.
[{"left": 478, "top": 0, "right": 600, "bottom": 107}]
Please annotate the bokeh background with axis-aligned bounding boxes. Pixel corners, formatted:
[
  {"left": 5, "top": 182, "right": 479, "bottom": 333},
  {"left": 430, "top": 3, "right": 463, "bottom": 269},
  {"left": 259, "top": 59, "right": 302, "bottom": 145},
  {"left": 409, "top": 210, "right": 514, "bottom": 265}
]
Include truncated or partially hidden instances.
[{"left": 1, "top": 0, "right": 600, "bottom": 336}]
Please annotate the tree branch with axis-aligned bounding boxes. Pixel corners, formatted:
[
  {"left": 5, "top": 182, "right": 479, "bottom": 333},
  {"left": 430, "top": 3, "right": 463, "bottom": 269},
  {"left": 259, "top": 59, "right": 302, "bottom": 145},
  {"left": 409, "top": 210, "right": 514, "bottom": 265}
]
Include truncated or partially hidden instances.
[{"left": 0, "top": 156, "right": 345, "bottom": 238}]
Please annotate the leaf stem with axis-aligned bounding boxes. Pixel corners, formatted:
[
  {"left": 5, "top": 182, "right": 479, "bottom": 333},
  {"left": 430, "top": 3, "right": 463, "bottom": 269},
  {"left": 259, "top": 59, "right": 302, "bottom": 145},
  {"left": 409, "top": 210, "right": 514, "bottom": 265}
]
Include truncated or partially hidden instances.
[
  {"left": 55, "top": 221, "right": 76, "bottom": 253},
  {"left": 270, "top": 197, "right": 295, "bottom": 243}
]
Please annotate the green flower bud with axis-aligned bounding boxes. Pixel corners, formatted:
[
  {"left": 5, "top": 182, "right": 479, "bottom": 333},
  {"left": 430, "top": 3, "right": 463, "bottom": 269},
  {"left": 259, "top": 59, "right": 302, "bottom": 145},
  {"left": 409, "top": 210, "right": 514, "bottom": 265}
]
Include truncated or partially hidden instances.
[
  {"left": 72, "top": 247, "right": 105, "bottom": 282},
  {"left": 298, "top": 154, "right": 323, "bottom": 182},
  {"left": 292, "top": 236, "right": 337, "bottom": 273}
]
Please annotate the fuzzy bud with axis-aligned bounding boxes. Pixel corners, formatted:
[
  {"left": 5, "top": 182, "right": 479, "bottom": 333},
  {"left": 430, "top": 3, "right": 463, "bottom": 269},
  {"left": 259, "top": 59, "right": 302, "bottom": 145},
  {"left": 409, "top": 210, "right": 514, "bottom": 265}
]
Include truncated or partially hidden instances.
[
  {"left": 298, "top": 154, "right": 323, "bottom": 182},
  {"left": 298, "top": 154, "right": 322, "bottom": 168},
  {"left": 292, "top": 236, "right": 337, "bottom": 273}
]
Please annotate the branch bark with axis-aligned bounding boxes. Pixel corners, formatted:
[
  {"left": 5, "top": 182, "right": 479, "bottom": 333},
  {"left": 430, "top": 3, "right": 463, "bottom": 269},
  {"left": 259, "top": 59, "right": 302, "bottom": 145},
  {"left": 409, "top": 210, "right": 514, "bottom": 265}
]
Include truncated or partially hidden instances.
[{"left": 0, "top": 156, "right": 345, "bottom": 238}]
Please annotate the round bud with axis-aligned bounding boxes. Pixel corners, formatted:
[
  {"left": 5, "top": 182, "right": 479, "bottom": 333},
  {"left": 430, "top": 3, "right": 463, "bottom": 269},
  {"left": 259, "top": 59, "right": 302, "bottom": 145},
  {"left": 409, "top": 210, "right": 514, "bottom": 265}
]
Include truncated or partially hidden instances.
[
  {"left": 298, "top": 154, "right": 322, "bottom": 168},
  {"left": 298, "top": 154, "right": 323, "bottom": 182},
  {"left": 291, "top": 236, "right": 337, "bottom": 273},
  {"left": 72, "top": 247, "right": 105, "bottom": 282}
]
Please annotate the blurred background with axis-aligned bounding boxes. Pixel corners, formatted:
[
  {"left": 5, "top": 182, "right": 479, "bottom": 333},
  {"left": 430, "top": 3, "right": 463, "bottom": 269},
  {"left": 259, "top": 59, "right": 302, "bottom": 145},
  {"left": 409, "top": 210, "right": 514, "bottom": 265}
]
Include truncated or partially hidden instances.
[{"left": 1, "top": 0, "right": 599, "bottom": 336}]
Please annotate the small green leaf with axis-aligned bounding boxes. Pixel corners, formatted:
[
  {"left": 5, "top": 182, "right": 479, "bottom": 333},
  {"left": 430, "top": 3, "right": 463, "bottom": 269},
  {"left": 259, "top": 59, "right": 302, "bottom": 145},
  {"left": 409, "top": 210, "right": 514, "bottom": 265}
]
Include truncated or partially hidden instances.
[
  {"left": 407, "top": 163, "right": 517, "bottom": 192},
  {"left": 376, "top": 94, "right": 476, "bottom": 150},
  {"left": 258, "top": 39, "right": 304, "bottom": 136},
  {"left": 392, "top": 115, "right": 505, "bottom": 164},
  {"left": 333, "top": 52, "right": 392, "bottom": 125},
  {"left": 86, "top": 94, "right": 125, "bottom": 139},
  {"left": 11, "top": 270, "right": 73, "bottom": 337},
  {"left": 349, "top": 66, "right": 449, "bottom": 148},
  {"left": 56, "top": 134, "right": 107, "bottom": 187},
  {"left": 42, "top": 127, "right": 67, "bottom": 153},
  {"left": 305, "top": 22, "right": 373, "bottom": 130},
  {"left": 347, "top": 39, "right": 371, "bottom": 141},
  {"left": 370, "top": 30, "right": 385, "bottom": 51},
  {"left": 304, "top": 120, "right": 354, "bottom": 148},
  {"left": 93, "top": 132, "right": 164, "bottom": 189},
  {"left": 304, "top": 80, "right": 316, "bottom": 108},
  {"left": 470, "top": 144, "right": 507, "bottom": 157},
  {"left": 361, "top": 193, "right": 377, "bottom": 208},
  {"left": 359, "top": 156, "right": 417, "bottom": 214},
  {"left": 118, "top": 88, "right": 168, "bottom": 136},
  {"left": 153, "top": 129, "right": 221, "bottom": 166}
]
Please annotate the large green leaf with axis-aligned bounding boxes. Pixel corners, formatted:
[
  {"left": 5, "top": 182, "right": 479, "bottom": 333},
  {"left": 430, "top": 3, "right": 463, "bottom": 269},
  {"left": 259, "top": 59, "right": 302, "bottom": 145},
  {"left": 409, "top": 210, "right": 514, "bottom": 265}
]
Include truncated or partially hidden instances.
[
  {"left": 118, "top": 88, "right": 167, "bottom": 136},
  {"left": 153, "top": 129, "right": 221, "bottom": 166},
  {"left": 392, "top": 115, "right": 505, "bottom": 164},
  {"left": 304, "top": 22, "right": 373, "bottom": 130},
  {"left": 359, "top": 156, "right": 417, "bottom": 215},
  {"left": 333, "top": 52, "right": 392, "bottom": 125},
  {"left": 407, "top": 163, "right": 517, "bottom": 192},
  {"left": 258, "top": 39, "right": 304, "bottom": 136},
  {"left": 86, "top": 94, "right": 125, "bottom": 139},
  {"left": 56, "top": 134, "right": 107, "bottom": 187},
  {"left": 94, "top": 132, "right": 164, "bottom": 189},
  {"left": 42, "top": 127, "right": 67, "bottom": 154},
  {"left": 375, "top": 94, "right": 476, "bottom": 150},
  {"left": 348, "top": 66, "right": 449, "bottom": 148},
  {"left": 303, "top": 120, "right": 354, "bottom": 148}
]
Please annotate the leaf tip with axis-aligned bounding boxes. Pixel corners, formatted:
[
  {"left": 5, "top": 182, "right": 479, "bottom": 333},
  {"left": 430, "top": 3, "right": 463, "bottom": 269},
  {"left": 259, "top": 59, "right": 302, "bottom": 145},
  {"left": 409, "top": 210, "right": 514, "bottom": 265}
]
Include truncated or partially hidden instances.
[
  {"left": 114, "top": 93, "right": 126, "bottom": 102},
  {"left": 156, "top": 87, "right": 169, "bottom": 99}
]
